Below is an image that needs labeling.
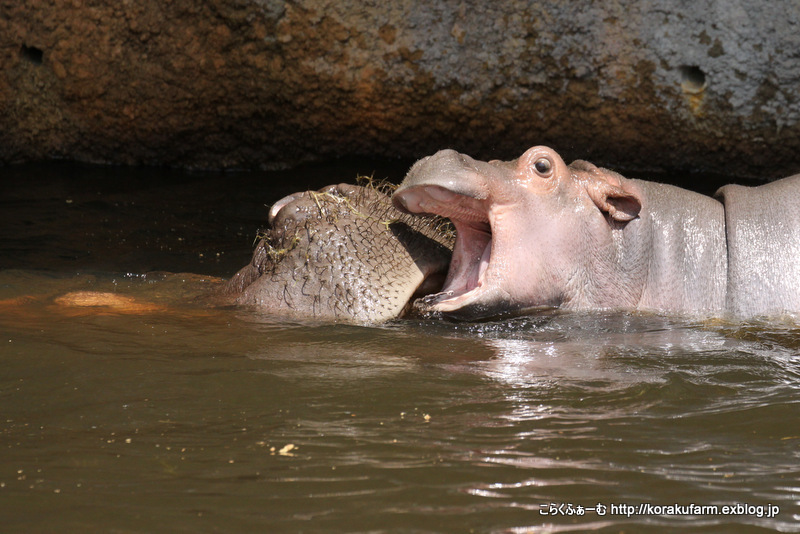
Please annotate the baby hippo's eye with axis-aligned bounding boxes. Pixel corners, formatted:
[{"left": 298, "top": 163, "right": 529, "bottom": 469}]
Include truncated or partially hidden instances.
[{"left": 534, "top": 158, "right": 552, "bottom": 176}]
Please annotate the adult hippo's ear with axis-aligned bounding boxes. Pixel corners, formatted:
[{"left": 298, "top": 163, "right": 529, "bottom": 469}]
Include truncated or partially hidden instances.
[
  {"left": 585, "top": 179, "right": 642, "bottom": 222},
  {"left": 268, "top": 192, "right": 306, "bottom": 224}
]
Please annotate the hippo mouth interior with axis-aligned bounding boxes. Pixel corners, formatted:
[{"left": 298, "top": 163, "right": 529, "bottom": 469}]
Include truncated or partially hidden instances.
[
  {"left": 396, "top": 186, "right": 495, "bottom": 314},
  {"left": 430, "top": 219, "right": 492, "bottom": 298}
]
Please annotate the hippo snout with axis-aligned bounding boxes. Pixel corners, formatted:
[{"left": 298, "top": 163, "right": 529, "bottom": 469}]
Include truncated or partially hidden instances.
[{"left": 394, "top": 149, "right": 492, "bottom": 214}]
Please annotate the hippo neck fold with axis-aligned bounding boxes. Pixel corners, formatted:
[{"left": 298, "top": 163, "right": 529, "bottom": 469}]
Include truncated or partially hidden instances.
[{"left": 627, "top": 178, "right": 728, "bottom": 314}]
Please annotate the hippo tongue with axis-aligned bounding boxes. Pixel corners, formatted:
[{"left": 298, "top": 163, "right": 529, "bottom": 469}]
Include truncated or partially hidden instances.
[{"left": 411, "top": 217, "right": 493, "bottom": 316}]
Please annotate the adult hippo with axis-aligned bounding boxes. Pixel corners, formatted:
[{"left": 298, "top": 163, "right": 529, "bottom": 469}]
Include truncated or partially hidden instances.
[
  {"left": 392, "top": 146, "right": 800, "bottom": 320},
  {"left": 49, "top": 183, "right": 453, "bottom": 324},
  {"left": 215, "top": 182, "right": 453, "bottom": 323}
]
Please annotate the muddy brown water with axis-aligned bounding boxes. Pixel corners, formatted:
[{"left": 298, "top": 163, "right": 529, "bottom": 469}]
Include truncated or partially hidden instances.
[{"left": 1, "top": 163, "right": 798, "bottom": 533}]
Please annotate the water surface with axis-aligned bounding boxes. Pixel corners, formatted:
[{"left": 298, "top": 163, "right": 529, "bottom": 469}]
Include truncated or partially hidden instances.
[{"left": 1, "top": 164, "right": 798, "bottom": 532}]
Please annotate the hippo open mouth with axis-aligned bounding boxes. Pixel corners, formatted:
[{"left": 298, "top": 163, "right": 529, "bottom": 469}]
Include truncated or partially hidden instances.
[{"left": 393, "top": 185, "right": 503, "bottom": 317}]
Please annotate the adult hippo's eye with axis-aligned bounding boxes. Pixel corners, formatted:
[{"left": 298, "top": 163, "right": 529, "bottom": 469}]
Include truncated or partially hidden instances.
[{"left": 534, "top": 158, "right": 552, "bottom": 176}]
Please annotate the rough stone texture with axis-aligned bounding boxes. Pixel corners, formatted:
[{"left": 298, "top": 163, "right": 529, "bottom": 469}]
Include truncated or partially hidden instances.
[{"left": 2, "top": 0, "right": 800, "bottom": 178}]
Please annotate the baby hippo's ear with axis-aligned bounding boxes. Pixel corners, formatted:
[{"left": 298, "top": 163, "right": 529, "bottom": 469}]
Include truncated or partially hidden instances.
[{"left": 585, "top": 179, "right": 642, "bottom": 222}]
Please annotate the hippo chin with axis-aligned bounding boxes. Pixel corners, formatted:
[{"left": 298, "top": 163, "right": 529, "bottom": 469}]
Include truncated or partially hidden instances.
[
  {"left": 392, "top": 146, "right": 800, "bottom": 320},
  {"left": 220, "top": 183, "right": 453, "bottom": 324}
]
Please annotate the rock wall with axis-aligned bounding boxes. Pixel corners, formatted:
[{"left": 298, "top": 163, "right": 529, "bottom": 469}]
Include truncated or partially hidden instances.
[{"left": 2, "top": 0, "right": 800, "bottom": 178}]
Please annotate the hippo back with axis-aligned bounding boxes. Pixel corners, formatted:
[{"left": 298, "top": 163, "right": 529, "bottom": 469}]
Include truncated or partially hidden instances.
[{"left": 716, "top": 175, "right": 800, "bottom": 317}]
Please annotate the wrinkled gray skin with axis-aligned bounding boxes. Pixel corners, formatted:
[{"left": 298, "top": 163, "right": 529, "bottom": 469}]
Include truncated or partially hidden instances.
[
  {"left": 392, "top": 146, "right": 800, "bottom": 320},
  {"left": 219, "top": 183, "right": 453, "bottom": 324}
]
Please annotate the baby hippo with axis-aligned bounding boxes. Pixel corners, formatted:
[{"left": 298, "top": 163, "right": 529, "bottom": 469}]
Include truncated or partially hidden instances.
[
  {"left": 392, "top": 146, "right": 800, "bottom": 320},
  {"left": 220, "top": 183, "right": 453, "bottom": 323}
]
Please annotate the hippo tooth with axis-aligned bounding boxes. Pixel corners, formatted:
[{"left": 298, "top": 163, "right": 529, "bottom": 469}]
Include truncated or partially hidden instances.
[{"left": 477, "top": 241, "right": 491, "bottom": 282}]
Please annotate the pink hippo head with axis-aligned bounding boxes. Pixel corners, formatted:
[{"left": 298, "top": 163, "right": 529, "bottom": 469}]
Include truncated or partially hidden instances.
[{"left": 392, "top": 146, "right": 647, "bottom": 319}]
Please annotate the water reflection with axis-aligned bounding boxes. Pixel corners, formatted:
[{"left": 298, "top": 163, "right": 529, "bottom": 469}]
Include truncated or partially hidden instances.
[{"left": 389, "top": 313, "right": 800, "bottom": 532}]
